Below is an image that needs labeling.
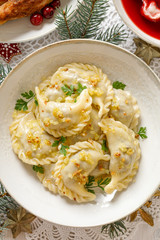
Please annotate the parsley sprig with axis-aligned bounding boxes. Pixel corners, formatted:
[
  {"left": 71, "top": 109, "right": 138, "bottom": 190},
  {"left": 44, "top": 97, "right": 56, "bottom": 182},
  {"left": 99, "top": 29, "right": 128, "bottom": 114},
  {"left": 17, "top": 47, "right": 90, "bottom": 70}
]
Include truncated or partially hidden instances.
[
  {"left": 113, "top": 81, "right": 126, "bottom": 90},
  {"left": 102, "top": 139, "right": 109, "bottom": 152},
  {"left": 52, "top": 136, "right": 69, "bottom": 156},
  {"left": 32, "top": 165, "right": 44, "bottom": 174},
  {"left": 138, "top": 127, "right": 147, "bottom": 139},
  {"left": 61, "top": 82, "right": 87, "bottom": 97},
  {"left": 85, "top": 176, "right": 111, "bottom": 194},
  {"left": 61, "top": 85, "right": 75, "bottom": 96},
  {"left": 77, "top": 82, "right": 87, "bottom": 94},
  {"left": 15, "top": 90, "right": 38, "bottom": 111}
]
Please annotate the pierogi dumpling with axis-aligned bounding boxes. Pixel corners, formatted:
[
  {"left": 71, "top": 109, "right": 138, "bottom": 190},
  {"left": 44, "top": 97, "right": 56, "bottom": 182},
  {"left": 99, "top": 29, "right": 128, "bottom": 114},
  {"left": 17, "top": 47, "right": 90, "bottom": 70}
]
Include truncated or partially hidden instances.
[
  {"left": 10, "top": 111, "right": 58, "bottom": 165},
  {"left": 50, "top": 63, "right": 114, "bottom": 118},
  {"left": 54, "top": 140, "right": 110, "bottom": 202},
  {"left": 99, "top": 118, "right": 141, "bottom": 194},
  {"left": 35, "top": 87, "right": 92, "bottom": 137},
  {"left": 37, "top": 164, "right": 58, "bottom": 193},
  {"left": 110, "top": 89, "right": 140, "bottom": 131}
]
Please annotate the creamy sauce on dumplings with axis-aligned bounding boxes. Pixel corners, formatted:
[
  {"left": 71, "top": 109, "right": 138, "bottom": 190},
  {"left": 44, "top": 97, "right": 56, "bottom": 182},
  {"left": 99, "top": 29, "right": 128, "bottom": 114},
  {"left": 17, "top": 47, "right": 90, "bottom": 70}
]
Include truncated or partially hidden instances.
[{"left": 10, "top": 63, "right": 141, "bottom": 203}]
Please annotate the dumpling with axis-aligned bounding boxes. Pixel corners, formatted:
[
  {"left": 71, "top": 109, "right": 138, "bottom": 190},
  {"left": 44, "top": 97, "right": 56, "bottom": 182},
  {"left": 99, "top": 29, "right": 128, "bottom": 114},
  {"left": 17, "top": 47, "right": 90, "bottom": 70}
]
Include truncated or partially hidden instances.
[
  {"left": 66, "top": 107, "right": 104, "bottom": 145},
  {"left": 50, "top": 63, "right": 114, "bottom": 118},
  {"left": 99, "top": 118, "right": 141, "bottom": 194},
  {"left": 37, "top": 164, "right": 58, "bottom": 194},
  {"left": 90, "top": 160, "right": 110, "bottom": 178},
  {"left": 35, "top": 87, "right": 92, "bottom": 137},
  {"left": 54, "top": 140, "right": 110, "bottom": 202},
  {"left": 10, "top": 111, "right": 58, "bottom": 165},
  {"left": 109, "top": 89, "right": 140, "bottom": 131}
]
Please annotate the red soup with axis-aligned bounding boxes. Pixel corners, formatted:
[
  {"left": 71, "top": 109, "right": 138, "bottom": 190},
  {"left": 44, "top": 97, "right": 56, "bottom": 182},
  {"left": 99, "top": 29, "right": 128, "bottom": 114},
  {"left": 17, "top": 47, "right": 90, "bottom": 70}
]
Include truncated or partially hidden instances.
[{"left": 121, "top": 0, "right": 160, "bottom": 40}]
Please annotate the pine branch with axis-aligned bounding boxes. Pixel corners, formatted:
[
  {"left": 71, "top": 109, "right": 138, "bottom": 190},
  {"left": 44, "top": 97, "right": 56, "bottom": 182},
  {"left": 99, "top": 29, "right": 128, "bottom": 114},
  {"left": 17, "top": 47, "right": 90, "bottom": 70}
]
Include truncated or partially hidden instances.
[
  {"left": 0, "top": 221, "right": 9, "bottom": 240},
  {"left": 0, "top": 64, "right": 12, "bottom": 84},
  {"left": 0, "top": 182, "right": 18, "bottom": 239},
  {"left": 0, "top": 182, "right": 19, "bottom": 214},
  {"left": 101, "top": 220, "right": 126, "bottom": 239},
  {"left": 55, "top": 0, "right": 110, "bottom": 39},
  {"left": 55, "top": 6, "right": 74, "bottom": 39},
  {"left": 55, "top": 0, "right": 127, "bottom": 44},
  {"left": 76, "top": 0, "right": 109, "bottom": 38},
  {"left": 96, "top": 24, "right": 128, "bottom": 45}
]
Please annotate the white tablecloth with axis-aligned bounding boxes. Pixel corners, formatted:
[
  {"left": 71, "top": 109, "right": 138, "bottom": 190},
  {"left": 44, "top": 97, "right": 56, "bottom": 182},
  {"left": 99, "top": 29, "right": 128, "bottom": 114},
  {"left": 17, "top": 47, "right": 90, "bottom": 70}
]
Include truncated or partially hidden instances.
[{"left": 1, "top": 0, "right": 160, "bottom": 239}]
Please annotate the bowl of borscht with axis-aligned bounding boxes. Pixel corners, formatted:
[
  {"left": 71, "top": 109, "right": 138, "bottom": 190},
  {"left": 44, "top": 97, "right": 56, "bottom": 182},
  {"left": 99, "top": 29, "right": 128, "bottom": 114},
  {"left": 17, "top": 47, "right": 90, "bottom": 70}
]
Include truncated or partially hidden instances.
[{"left": 113, "top": 0, "right": 160, "bottom": 47}]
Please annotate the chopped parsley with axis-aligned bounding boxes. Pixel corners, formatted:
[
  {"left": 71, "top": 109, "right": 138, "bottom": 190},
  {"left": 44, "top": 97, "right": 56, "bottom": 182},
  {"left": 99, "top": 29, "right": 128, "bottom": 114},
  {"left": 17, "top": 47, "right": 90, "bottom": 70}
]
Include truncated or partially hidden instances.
[
  {"left": 61, "top": 84, "right": 75, "bottom": 96},
  {"left": 138, "top": 127, "right": 147, "bottom": 139},
  {"left": 34, "top": 97, "right": 38, "bottom": 106},
  {"left": 97, "top": 177, "right": 111, "bottom": 191},
  {"left": 32, "top": 165, "right": 44, "bottom": 174},
  {"left": 60, "top": 144, "right": 69, "bottom": 156},
  {"left": 15, "top": 90, "right": 38, "bottom": 111},
  {"left": 84, "top": 176, "right": 95, "bottom": 194},
  {"left": 76, "top": 82, "right": 87, "bottom": 95},
  {"left": 102, "top": 139, "right": 109, "bottom": 152},
  {"left": 61, "top": 82, "right": 87, "bottom": 98},
  {"left": 113, "top": 81, "right": 126, "bottom": 90},
  {"left": 52, "top": 136, "right": 69, "bottom": 156},
  {"left": 85, "top": 176, "right": 111, "bottom": 194}
]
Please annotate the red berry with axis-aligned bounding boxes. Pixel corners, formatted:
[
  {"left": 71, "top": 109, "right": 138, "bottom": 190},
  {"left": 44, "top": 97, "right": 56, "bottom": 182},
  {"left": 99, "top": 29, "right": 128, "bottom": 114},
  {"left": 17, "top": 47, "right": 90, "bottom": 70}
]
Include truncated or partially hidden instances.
[
  {"left": 50, "top": 0, "right": 61, "bottom": 9},
  {"left": 42, "top": 5, "right": 54, "bottom": 19},
  {"left": 30, "top": 13, "right": 43, "bottom": 26}
]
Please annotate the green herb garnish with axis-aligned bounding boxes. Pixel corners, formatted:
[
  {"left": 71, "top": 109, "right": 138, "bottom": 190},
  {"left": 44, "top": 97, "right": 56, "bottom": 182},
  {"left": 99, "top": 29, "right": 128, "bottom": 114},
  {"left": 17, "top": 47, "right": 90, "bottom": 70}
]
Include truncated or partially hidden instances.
[
  {"left": 97, "top": 177, "right": 111, "bottom": 191},
  {"left": 61, "top": 84, "right": 75, "bottom": 96},
  {"left": 34, "top": 97, "right": 38, "bottom": 106},
  {"left": 52, "top": 136, "right": 66, "bottom": 147},
  {"left": 85, "top": 176, "right": 111, "bottom": 194},
  {"left": 138, "top": 127, "right": 147, "bottom": 139},
  {"left": 84, "top": 176, "right": 95, "bottom": 194},
  {"left": 76, "top": 82, "right": 87, "bottom": 95},
  {"left": 102, "top": 139, "right": 109, "bottom": 152},
  {"left": 52, "top": 140, "right": 60, "bottom": 147},
  {"left": 52, "top": 136, "right": 69, "bottom": 156},
  {"left": 15, "top": 90, "right": 37, "bottom": 111},
  {"left": 61, "top": 82, "right": 87, "bottom": 97},
  {"left": 32, "top": 165, "right": 44, "bottom": 174},
  {"left": 21, "top": 91, "right": 34, "bottom": 99},
  {"left": 60, "top": 144, "right": 69, "bottom": 156},
  {"left": 113, "top": 81, "right": 126, "bottom": 90}
]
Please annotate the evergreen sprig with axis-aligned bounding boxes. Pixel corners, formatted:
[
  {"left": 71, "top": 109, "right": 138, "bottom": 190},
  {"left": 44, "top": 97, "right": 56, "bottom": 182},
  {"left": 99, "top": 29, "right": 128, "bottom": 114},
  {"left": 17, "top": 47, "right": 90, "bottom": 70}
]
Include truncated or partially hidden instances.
[
  {"left": 101, "top": 220, "right": 126, "bottom": 239},
  {"left": 0, "top": 64, "right": 12, "bottom": 84},
  {"left": 96, "top": 24, "right": 128, "bottom": 45},
  {"left": 0, "top": 182, "right": 19, "bottom": 238},
  {"left": 0, "top": 182, "right": 19, "bottom": 214},
  {"left": 55, "top": 0, "right": 127, "bottom": 44},
  {"left": 0, "top": 221, "right": 9, "bottom": 240}
]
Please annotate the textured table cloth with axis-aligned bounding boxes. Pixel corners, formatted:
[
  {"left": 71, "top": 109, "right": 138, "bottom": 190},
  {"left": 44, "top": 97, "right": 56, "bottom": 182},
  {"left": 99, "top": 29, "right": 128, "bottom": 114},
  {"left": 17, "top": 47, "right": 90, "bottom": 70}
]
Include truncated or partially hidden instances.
[{"left": 1, "top": 0, "right": 160, "bottom": 239}]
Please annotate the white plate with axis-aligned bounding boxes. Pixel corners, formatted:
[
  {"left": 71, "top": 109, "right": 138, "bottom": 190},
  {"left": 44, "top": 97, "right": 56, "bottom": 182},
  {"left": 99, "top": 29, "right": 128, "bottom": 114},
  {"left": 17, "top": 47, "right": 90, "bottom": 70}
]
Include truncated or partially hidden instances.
[
  {"left": 113, "top": 0, "right": 160, "bottom": 47},
  {"left": 0, "top": 0, "right": 75, "bottom": 43},
  {"left": 0, "top": 40, "right": 160, "bottom": 227}
]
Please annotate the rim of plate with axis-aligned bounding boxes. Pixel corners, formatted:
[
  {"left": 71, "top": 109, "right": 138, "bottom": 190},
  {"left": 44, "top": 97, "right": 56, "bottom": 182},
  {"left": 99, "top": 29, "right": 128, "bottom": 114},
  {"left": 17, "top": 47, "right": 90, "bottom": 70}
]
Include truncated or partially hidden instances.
[
  {"left": 1, "top": 39, "right": 160, "bottom": 227},
  {"left": 0, "top": 0, "right": 76, "bottom": 43},
  {"left": 113, "top": 0, "right": 160, "bottom": 48},
  {"left": 0, "top": 18, "right": 58, "bottom": 43}
]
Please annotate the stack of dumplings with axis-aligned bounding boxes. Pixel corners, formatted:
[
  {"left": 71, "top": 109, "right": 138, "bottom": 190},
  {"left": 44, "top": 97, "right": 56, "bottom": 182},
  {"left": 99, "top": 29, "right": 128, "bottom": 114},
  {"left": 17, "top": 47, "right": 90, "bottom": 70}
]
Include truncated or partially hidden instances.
[{"left": 10, "top": 63, "right": 141, "bottom": 203}]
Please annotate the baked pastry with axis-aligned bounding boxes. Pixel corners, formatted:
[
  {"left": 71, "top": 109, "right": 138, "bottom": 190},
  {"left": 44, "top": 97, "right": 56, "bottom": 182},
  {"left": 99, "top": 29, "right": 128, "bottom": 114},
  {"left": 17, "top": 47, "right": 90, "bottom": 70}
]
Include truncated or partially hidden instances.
[
  {"left": 0, "top": 0, "right": 53, "bottom": 24},
  {"left": 0, "top": 1, "right": 7, "bottom": 6}
]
